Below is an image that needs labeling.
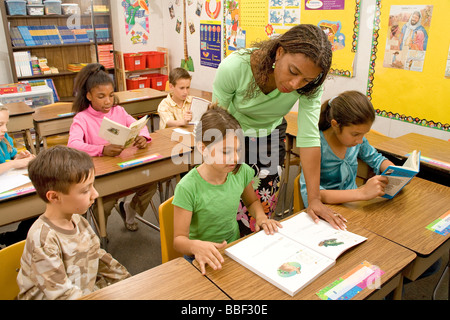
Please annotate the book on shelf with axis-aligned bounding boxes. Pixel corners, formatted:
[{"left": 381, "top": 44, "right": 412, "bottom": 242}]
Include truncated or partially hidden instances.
[
  {"left": 17, "top": 26, "right": 36, "bottom": 46},
  {"left": 225, "top": 212, "right": 367, "bottom": 296},
  {"left": 381, "top": 149, "right": 421, "bottom": 199},
  {"left": 13, "top": 51, "right": 33, "bottom": 78},
  {"left": 57, "top": 26, "right": 77, "bottom": 44},
  {"left": 10, "top": 27, "right": 25, "bottom": 47},
  {"left": 189, "top": 96, "right": 211, "bottom": 124},
  {"left": 99, "top": 115, "right": 149, "bottom": 148}
]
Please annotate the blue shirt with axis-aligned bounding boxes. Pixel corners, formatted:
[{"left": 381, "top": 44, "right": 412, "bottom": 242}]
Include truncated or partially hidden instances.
[
  {"left": 300, "top": 131, "right": 387, "bottom": 207},
  {"left": 0, "top": 133, "right": 17, "bottom": 163}
]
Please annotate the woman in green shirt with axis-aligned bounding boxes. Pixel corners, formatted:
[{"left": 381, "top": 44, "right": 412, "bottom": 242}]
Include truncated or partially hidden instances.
[{"left": 213, "top": 24, "right": 347, "bottom": 235}]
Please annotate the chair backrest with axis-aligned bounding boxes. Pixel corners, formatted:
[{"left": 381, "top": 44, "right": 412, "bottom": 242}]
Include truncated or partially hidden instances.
[
  {"left": 158, "top": 196, "right": 183, "bottom": 263},
  {"left": 293, "top": 174, "right": 305, "bottom": 213},
  {"left": 0, "top": 240, "right": 26, "bottom": 300}
]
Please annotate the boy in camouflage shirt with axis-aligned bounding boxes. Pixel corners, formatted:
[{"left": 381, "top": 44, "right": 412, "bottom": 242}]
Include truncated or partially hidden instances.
[{"left": 17, "top": 146, "right": 130, "bottom": 300}]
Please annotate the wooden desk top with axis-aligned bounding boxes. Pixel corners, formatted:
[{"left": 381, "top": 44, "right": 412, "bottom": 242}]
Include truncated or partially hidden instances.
[
  {"left": 33, "top": 103, "right": 73, "bottom": 122},
  {"left": 115, "top": 88, "right": 167, "bottom": 104},
  {"left": 93, "top": 131, "right": 191, "bottom": 177},
  {"left": 375, "top": 133, "right": 450, "bottom": 172},
  {"left": 194, "top": 219, "right": 415, "bottom": 300},
  {"left": 80, "top": 258, "right": 229, "bottom": 300},
  {"left": 156, "top": 125, "right": 195, "bottom": 148},
  {"left": 5, "top": 102, "right": 34, "bottom": 116},
  {"left": 189, "top": 88, "right": 212, "bottom": 101},
  {"left": 331, "top": 177, "right": 450, "bottom": 255}
]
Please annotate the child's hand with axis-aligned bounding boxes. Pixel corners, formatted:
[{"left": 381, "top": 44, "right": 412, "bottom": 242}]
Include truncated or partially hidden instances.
[
  {"left": 184, "top": 110, "right": 192, "bottom": 124},
  {"left": 255, "top": 217, "right": 282, "bottom": 235},
  {"left": 359, "top": 175, "right": 388, "bottom": 200},
  {"left": 133, "top": 136, "right": 148, "bottom": 149},
  {"left": 12, "top": 152, "right": 35, "bottom": 169},
  {"left": 192, "top": 240, "right": 227, "bottom": 275},
  {"left": 103, "top": 144, "right": 124, "bottom": 157}
]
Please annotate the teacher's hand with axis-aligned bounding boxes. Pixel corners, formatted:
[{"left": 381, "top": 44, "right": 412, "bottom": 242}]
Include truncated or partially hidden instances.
[{"left": 306, "top": 198, "right": 347, "bottom": 230}]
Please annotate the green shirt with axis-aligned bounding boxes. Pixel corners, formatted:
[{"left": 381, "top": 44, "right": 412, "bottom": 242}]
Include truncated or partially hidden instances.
[
  {"left": 172, "top": 164, "right": 254, "bottom": 244},
  {"left": 212, "top": 49, "right": 321, "bottom": 147}
]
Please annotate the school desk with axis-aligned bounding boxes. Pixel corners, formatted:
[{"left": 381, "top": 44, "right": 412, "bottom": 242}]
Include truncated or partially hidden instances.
[
  {"left": 192, "top": 214, "right": 416, "bottom": 300},
  {"left": 5, "top": 102, "right": 36, "bottom": 155},
  {"left": 328, "top": 177, "right": 450, "bottom": 282},
  {"left": 115, "top": 87, "right": 166, "bottom": 132},
  {"left": 374, "top": 133, "right": 450, "bottom": 186},
  {"left": 189, "top": 88, "right": 213, "bottom": 102},
  {"left": 91, "top": 131, "right": 191, "bottom": 246},
  {"left": 80, "top": 257, "right": 229, "bottom": 300},
  {"left": 32, "top": 102, "right": 74, "bottom": 153}
]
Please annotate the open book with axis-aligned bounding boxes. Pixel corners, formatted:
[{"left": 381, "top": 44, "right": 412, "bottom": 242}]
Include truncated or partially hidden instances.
[
  {"left": 381, "top": 149, "right": 420, "bottom": 199},
  {"left": 189, "top": 96, "right": 210, "bottom": 124},
  {"left": 225, "top": 212, "right": 367, "bottom": 296},
  {"left": 99, "top": 115, "right": 148, "bottom": 148}
]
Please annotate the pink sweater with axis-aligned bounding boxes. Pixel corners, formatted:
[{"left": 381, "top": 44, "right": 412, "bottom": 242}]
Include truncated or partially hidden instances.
[{"left": 67, "top": 105, "right": 151, "bottom": 156}]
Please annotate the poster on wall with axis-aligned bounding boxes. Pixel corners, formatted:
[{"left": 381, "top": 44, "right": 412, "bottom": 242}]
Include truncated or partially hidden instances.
[
  {"left": 200, "top": 20, "right": 222, "bottom": 68},
  {"left": 122, "top": 0, "right": 150, "bottom": 45},
  {"left": 223, "top": 0, "right": 361, "bottom": 77},
  {"left": 367, "top": 0, "right": 450, "bottom": 132},
  {"left": 383, "top": 5, "right": 433, "bottom": 72}
]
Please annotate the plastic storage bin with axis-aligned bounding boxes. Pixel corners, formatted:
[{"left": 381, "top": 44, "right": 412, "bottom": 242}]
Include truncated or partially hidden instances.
[
  {"left": 123, "top": 53, "right": 146, "bottom": 71},
  {"left": 0, "top": 85, "right": 54, "bottom": 108},
  {"left": 61, "top": 3, "right": 79, "bottom": 15},
  {"left": 27, "top": 4, "right": 44, "bottom": 15},
  {"left": 44, "top": 0, "right": 61, "bottom": 15},
  {"left": 27, "top": 0, "right": 42, "bottom": 4},
  {"left": 139, "top": 51, "right": 165, "bottom": 69},
  {"left": 146, "top": 73, "right": 168, "bottom": 91},
  {"left": 6, "top": 0, "right": 27, "bottom": 15},
  {"left": 126, "top": 77, "right": 150, "bottom": 90}
]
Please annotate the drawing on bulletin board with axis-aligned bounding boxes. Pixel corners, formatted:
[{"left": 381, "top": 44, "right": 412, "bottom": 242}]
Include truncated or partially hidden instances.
[
  {"left": 122, "top": 0, "right": 150, "bottom": 33},
  {"left": 383, "top": 5, "right": 433, "bottom": 72},
  {"left": 223, "top": 0, "right": 361, "bottom": 78},
  {"left": 367, "top": 0, "right": 450, "bottom": 132},
  {"left": 446, "top": 45, "right": 450, "bottom": 79}
]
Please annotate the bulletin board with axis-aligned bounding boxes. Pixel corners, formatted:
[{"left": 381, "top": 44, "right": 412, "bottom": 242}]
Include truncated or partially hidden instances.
[
  {"left": 223, "top": 0, "right": 361, "bottom": 77},
  {"left": 367, "top": 0, "right": 450, "bottom": 131}
]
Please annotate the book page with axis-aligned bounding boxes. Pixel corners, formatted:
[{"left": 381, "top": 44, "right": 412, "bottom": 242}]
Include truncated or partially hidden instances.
[
  {"left": 189, "top": 97, "right": 210, "bottom": 124},
  {"left": 99, "top": 117, "right": 130, "bottom": 146},
  {"left": 403, "top": 150, "right": 420, "bottom": 171},
  {"left": 225, "top": 231, "right": 335, "bottom": 296},
  {"left": 0, "top": 173, "right": 31, "bottom": 194},
  {"left": 279, "top": 212, "right": 367, "bottom": 261},
  {"left": 124, "top": 115, "right": 148, "bottom": 148}
]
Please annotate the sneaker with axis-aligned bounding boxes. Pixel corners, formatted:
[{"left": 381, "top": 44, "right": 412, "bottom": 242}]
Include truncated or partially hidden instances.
[{"left": 115, "top": 201, "right": 138, "bottom": 231}]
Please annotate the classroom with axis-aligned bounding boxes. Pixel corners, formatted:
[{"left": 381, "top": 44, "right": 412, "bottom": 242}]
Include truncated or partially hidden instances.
[{"left": 0, "top": 0, "right": 449, "bottom": 304}]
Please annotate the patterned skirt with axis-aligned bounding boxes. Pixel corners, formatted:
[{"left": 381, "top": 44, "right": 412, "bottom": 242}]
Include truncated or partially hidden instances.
[{"left": 237, "top": 119, "right": 287, "bottom": 237}]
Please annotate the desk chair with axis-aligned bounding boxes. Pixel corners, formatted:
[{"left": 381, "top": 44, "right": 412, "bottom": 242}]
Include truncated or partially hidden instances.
[
  {"left": 159, "top": 196, "right": 183, "bottom": 263},
  {"left": 293, "top": 173, "right": 305, "bottom": 213},
  {"left": 0, "top": 240, "right": 25, "bottom": 300}
]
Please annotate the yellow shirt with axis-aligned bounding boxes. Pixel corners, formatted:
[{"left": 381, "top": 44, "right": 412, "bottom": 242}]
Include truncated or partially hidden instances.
[{"left": 157, "top": 93, "right": 192, "bottom": 129}]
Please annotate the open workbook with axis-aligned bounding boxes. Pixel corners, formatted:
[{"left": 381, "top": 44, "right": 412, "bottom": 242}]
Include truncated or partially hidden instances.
[
  {"left": 225, "top": 212, "right": 367, "bottom": 296},
  {"left": 189, "top": 96, "right": 210, "bottom": 124},
  {"left": 99, "top": 115, "right": 148, "bottom": 148},
  {"left": 381, "top": 149, "right": 420, "bottom": 199}
]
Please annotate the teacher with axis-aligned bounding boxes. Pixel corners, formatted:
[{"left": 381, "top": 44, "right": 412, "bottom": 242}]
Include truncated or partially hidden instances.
[{"left": 212, "top": 24, "right": 346, "bottom": 235}]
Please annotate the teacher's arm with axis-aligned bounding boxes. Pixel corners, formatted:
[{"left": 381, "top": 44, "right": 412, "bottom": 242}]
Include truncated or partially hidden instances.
[
  {"left": 299, "top": 147, "right": 346, "bottom": 230},
  {"left": 296, "top": 89, "right": 346, "bottom": 230}
]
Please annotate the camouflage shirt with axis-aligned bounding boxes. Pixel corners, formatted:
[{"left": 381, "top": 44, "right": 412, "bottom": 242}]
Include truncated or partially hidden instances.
[{"left": 17, "top": 214, "right": 130, "bottom": 300}]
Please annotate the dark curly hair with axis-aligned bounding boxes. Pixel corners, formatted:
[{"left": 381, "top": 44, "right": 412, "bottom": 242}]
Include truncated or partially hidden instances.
[{"left": 242, "top": 24, "right": 332, "bottom": 99}]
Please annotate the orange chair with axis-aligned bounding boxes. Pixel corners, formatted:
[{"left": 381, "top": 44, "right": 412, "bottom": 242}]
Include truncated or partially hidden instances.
[
  {"left": 0, "top": 240, "right": 26, "bottom": 300},
  {"left": 158, "top": 196, "right": 183, "bottom": 263}
]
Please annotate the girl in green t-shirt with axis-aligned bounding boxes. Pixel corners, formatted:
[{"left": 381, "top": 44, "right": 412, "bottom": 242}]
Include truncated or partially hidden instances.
[{"left": 173, "top": 104, "right": 282, "bottom": 275}]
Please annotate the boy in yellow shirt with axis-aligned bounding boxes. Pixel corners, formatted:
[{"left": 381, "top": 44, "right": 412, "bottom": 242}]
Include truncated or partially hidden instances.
[{"left": 157, "top": 67, "right": 193, "bottom": 129}]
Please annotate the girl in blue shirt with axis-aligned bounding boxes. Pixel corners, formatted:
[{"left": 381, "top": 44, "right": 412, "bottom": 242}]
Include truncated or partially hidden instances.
[
  {"left": 300, "top": 91, "right": 394, "bottom": 207},
  {"left": 0, "top": 106, "right": 35, "bottom": 175}
]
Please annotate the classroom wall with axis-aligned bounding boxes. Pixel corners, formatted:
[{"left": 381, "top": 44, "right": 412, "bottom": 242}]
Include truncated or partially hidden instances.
[{"left": 0, "top": 1, "right": 448, "bottom": 141}]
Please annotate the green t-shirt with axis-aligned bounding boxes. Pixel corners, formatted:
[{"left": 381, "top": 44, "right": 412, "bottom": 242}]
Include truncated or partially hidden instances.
[
  {"left": 212, "top": 49, "right": 321, "bottom": 147},
  {"left": 172, "top": 163, "right": 254, "bottom": 244}
]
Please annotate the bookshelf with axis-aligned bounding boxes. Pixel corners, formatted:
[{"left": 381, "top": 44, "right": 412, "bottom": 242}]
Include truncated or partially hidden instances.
[{"left": 0, "top": 0, "right": 116, "bottom": 102}]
